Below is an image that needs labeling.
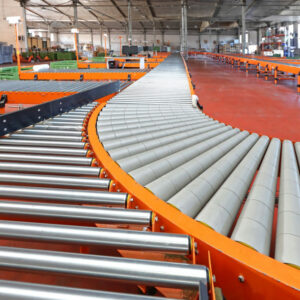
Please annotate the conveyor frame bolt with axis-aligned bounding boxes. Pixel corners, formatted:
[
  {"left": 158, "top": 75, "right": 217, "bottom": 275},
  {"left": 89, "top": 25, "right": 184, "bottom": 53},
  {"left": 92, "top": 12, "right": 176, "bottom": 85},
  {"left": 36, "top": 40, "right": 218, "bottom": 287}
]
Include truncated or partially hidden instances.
[
  {"left": 238, "top": 275, "right": 245, "bottom": 283},
  {"left": 160, "top": 226, "right": 164, "bottom": 231}
]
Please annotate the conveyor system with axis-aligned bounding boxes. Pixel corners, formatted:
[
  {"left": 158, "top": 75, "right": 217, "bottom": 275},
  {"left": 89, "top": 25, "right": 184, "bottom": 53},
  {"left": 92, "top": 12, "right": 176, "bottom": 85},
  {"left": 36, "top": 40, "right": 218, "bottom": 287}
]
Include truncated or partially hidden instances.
[
  {"left": 92, "top": 53, "right": 300, "bottom": 299},
  {"left": 200, "top": 52, "right": 300, "bottom": 93},
  {"left": 0, "top": 52, "right": 299, "bottom": 299},
  {"left": 0, "top": 79, "right": 210, "bottom": 300}
]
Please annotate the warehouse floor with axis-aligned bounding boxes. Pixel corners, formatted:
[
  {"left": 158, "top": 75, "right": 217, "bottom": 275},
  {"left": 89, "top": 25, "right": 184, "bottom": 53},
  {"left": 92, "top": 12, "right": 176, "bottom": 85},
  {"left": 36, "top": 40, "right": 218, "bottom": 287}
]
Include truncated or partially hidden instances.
[{"left": 188, "top": 56, "right": 300, "bottom": 141}]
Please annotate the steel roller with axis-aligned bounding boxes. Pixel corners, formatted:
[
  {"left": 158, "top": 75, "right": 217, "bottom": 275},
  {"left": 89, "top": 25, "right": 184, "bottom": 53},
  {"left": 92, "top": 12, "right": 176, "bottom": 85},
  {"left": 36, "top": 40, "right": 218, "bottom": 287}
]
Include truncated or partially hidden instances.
[
  {"left": 0, "top": 246, "right": 208, "bottom": 288},
  {"left": 0, "top": 200, "right": 152, "bottom": 225},
  {"left": 0, "top": 185, "right": 127, "bottom": 206}
]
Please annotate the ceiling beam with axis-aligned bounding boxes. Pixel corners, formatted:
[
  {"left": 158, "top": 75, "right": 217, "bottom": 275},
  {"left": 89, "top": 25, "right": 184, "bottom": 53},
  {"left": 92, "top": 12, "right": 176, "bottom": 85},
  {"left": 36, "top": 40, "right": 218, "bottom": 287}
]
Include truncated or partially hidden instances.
[{"left": 41, "top": 0, "right": 72, "bottom": 22}]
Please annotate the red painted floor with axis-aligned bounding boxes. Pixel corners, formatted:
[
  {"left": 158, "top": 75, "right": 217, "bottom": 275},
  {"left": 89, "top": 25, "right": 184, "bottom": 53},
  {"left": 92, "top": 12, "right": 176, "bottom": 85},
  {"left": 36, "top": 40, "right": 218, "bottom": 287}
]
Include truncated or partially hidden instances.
[{"left": 187, "top": 56, "right": 300, "bottom": 142}]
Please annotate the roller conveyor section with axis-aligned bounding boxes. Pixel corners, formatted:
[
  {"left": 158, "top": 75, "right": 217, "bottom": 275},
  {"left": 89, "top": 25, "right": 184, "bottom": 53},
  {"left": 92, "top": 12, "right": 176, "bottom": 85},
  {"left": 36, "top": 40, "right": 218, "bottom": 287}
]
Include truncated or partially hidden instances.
[
  {"left": 0, "top": 221, "right": 190, "bottom": 254},
  {"left": 108, "top": 123, "right": 224, "bottom": 159},
  {"left": 0, "top": 80, "right": 107, "bottom": 93},
  {"left": 275, "top": 140, "right": 300, "bottom": 268},
  {"left": 231, "top": 138, "right": 281, "bottom": 254},
  {"left": 0, "top": 246, "right": 208, "bottom": 288},
  {"left": 116, "top": 125, "right": 232, "bottom": 172},
  {"left": 0, "top": 200, "right": 152, "bottom": 225},
  {"left": 96, "top": 53, "right": 300, "bottom": 274},
  {"left": 131, "top": 129, "right": 240, "bottom": 186},
  {"left": 97, "top": 116, "right": 204, "bottom": 132},
  {"left": 149, "top": 131, "right": 251, "bottom": 202},
  {"left": 99, "top": 117, "right": 213, "bottom": 143},
  {"left": 0, "top": 280, "right": 177, "bottom": 300},
  {"left": 196, "top": 136, "right": 270, "bottom": 233}
]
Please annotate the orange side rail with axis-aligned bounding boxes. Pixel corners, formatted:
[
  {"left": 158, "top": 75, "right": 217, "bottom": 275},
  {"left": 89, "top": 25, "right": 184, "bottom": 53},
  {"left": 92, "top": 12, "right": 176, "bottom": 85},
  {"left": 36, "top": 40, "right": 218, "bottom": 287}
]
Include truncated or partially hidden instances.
[{"left": 19, "top": 71, "right": 147, "bottom": 81}]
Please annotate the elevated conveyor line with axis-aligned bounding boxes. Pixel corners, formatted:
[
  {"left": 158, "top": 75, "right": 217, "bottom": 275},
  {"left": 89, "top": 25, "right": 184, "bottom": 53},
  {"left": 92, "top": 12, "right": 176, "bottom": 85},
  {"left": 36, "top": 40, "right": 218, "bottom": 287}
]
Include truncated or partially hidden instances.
[{"left": 88, "top": 53, "right": 300, "bottom": 300}]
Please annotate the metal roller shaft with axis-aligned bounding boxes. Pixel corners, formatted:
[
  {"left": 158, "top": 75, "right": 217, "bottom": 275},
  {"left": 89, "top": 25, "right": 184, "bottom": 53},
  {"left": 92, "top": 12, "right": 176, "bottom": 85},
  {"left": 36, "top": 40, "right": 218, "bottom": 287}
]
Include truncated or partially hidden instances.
[
  {"left": 0, "top": 145, "right": 87, "bottom": 156},
  {"left": 0, "top": 173, "right": 110, "bottom": 189},
  {"left": 0, "top": 280, "right": 176, "bottom": 300},
  {"left": 0, "top": 221, "right": 190, "bottom": 254},
  {"left": 0, "top": 139, "right": 85, "bottom": 148},
  {"left": 0, "top": 246, "right": 208, "bottom": 288},
  {"left": 8, "top": 134, "right": 83, "bottom": 142},
  {"left": 0, "top": 200, "right": 152, "bottom": 225},
  {"left": 0, "top": 153, "right": 92, "bottom": 165},
  {"left": 0, "top": 185, "right": 127, "bottom": 205},
  {"left": 33, "top": 124, "right": 83, "bottom": 131},
  {"left": 0, "top": 162, "right": 100, "bottom": 176},
  {"left": 21, "top": 129, "right": 83, "bottom": 136}
]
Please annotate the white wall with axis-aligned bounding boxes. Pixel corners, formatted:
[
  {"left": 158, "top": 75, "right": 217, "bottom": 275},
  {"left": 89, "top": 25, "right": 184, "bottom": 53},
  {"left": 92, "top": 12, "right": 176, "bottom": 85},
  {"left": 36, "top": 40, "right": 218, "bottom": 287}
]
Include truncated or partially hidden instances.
[
  {"left": 53, "top": 32, "right": 236, "bottom": 54},
  {"left": 0, "top": 0, "right": 26, "bottom": 48}
]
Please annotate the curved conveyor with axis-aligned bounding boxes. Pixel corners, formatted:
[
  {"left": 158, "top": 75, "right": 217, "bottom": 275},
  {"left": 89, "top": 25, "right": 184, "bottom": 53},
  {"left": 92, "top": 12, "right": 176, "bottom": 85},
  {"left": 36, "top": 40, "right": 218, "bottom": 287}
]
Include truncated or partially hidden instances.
[{"left": 97, "top": 54, "right": 300, "bottom": 269}]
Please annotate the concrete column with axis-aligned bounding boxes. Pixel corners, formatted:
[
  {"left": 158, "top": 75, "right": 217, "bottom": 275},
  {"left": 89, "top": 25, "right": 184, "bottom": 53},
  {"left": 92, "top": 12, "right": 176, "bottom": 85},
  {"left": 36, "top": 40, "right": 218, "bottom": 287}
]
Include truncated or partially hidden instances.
[
  {"left": 90, "top": 29, "right": 94, "bottom": 51},
  {"left": 162, "top": 29, "right": 165, "bottom": 45},
  {"left": 184, "top": 0, "right": 188, "bottom": 56},
  {"left": 47, "top": 23, "right": 51, "bottom": 49},
  {"left": 153, "top": 22, "right": 156, "bottom": 47},
  {"left": 73, "top": 0, "right": 79, "bottom": 47},
  {"left": 108, "top": 29, "right": 111, "bottom": 52},
  {"left": 100, "top": 24, "right": 103, "bottom": 47},
  {"left": 128, "top": 0, "right": 132, "bottom": 45},
  {"left": 144, "top": 29, "right": 147, "bottom": 45},
  {"left": 180, "top": 0, "right": 184, "bottom": 51},
  {"left": 21, "top": 3, "right": 28, "bottom": 51},
  {"left": 241, "top": 0, "right": 246, "bottom": 54}
]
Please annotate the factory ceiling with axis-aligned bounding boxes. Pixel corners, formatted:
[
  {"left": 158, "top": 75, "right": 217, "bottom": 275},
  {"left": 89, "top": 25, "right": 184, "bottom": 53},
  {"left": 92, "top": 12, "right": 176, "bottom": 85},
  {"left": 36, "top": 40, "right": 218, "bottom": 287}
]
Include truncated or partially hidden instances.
[{"left": 19, "top": 0, "right": 300, "bottom": 33}]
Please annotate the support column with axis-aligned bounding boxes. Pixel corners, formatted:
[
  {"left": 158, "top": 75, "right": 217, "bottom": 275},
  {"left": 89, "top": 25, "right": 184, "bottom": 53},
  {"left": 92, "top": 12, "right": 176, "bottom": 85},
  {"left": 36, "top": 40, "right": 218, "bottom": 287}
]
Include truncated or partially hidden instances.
[
  {"left": 180, "top": 0, "right": 187, "bottom": 57},
  {"left": 241, "top": 0, "right": 246, "bottom": 55},
  {"left": 100, "top": 24, "right": 103, "bottom": 48},
  {"left": 73, "top": 0, "right": 79, "bottom": 48},
  {"left": 257, "top": 28, "right": 261, "bottom": 53},
  {"left": 153, "top": 22, "right": 156, "bottom": 47},
  {"left": 90, "top": 29, "right": 94, "bottom": 52},
  {"left": 47, "top": 23, "right": 51, "bottom": 49},
  {"left": 128, "top": 0, "right": 132, "bottom": 45},
  {"left": 162, "top": 29, "right": 165, "bottom": 46},
  {"left": 21, "top": 1, "right": 28, "bottom": 51},
  {"left": 144, "top": 29, "right": 147, "bottom": 45},
  {"left": 108, "top": 29, "right": 111, "bottom": 52},
  {"left": 184, "top": 0, "right": 188, "bottom": 57}
]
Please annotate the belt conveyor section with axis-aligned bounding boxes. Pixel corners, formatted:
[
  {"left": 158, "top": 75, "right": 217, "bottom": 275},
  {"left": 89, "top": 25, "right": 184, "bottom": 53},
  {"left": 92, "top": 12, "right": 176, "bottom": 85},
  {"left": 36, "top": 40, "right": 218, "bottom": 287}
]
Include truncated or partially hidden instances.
[
  {"left": 0, "top": 98, "right": 210, "bottom": 299},
  {"left": 20, "top": 68, "right": 148, "bottom": 81},
  {"left": 95, "top": 53, "right": 300, "bottom": 298}
]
